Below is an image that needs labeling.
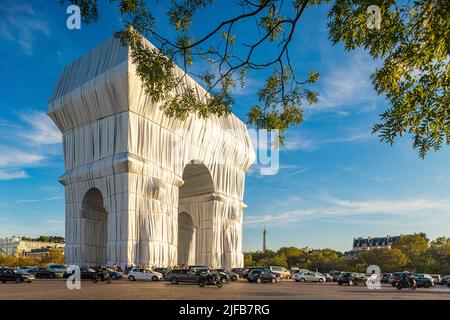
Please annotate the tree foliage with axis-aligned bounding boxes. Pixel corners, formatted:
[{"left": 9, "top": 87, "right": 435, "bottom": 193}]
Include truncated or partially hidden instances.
[
  {"left": 60, "top": 0, "right": 449, "bottom": 155},
  {"left": 244, "top": 234, "right": 450, "bottom": 274},
  {"left": 329, "top": 0, "right": 450, "bottom": 157}
]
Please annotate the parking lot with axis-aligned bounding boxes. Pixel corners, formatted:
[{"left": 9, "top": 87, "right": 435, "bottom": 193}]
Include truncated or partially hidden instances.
[{"left": 1, "top": 278, "right": 450, "bottom": 300}]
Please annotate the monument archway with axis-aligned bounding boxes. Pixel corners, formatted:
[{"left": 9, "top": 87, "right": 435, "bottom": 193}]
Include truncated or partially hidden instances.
[
  {"left": 48, "top": 35, "right": 255, "bottom": 268},
  {"left": 81, "top": 188, "right": 107, "bottom": 266}
]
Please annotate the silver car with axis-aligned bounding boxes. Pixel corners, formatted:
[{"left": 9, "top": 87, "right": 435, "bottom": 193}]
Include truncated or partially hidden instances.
[{"left": 294, "top": 272, "right": 326, "bottom": 283}]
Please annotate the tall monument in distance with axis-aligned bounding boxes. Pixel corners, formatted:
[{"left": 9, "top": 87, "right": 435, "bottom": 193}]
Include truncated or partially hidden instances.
[
  {"left": 263, "top": 227, "right": 268, "bottom": 251},
  {"left": 47, "top": 36, "right": 255, "bottom": 269}
]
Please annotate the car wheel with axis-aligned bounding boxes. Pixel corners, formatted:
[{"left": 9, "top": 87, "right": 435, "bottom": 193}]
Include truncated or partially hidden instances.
[
  {"left": 348, "top": 280, "right": 354, "bottom": 286},
  {"left": 221, "top": 277, "right": 228, "bottom": 284},
  {"left": 424, "top": 282, "right": 431, "bottom": 288},
  {"left": 128, "top": 275, "right": 135, "bottom": 281},
  {"left": 300, "top": 278, "right": 305, "bottom": 282},
  {"left": 152, "top": 276, "right": 158, "bottom": 281},
  {"left": 15, "top": 278, "right": 21, "bottom": 284},
  {"left": 50, "top": 274, "right": 55, "bottom": 279},
  {"left": 35, "top": 274, "right": 40, "bottom": 279},
  {"left": 111, "top": 275, "right": 117, "bottom": 280},
  {"left": 199, "top": 280, "right": 205, "bottom": 287},
  {"left": 319, "top": 278, "right": 324, "bottom": 283},
  {"left": 171, "top": 277, "right": 179, "bottom": 285},
  {"left": 338, "top": 282, "right": 342, "bottom": 285},
  {"left": 256, "top": 278, "right": 262, "bottom": 284},
  {"left": 295, "top": 279, "right": 299, "bottom": 283},
  {"left": 271, "top": 278, "right": 276, "bottom": 284}
]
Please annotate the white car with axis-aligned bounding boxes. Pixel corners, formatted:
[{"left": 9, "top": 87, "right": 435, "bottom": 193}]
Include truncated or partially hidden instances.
[
  {"left": 47, "top": 264, "right": 67, "bottom": 276},
  {"left": 294, "top": 272, "right": 326, "bottom": 283},
  {"left": 127, "top": 268, "right": 163, "bottom": 281}
]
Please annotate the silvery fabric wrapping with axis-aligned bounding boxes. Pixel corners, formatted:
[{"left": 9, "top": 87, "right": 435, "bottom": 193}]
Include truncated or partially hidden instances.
[{"left": 47, "top": 36, "right": 255, "bottom": 268}]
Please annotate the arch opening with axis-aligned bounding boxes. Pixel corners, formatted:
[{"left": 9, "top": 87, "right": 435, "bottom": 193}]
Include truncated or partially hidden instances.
[
  {"left": 81, "top": 188, "right": 107, "bottom": 266},
  {"left": 177, "top": 163, "right": 215, "bottom": 266},
  {"left": 177, "top": 212, "right": 195, "bottom": 265}
]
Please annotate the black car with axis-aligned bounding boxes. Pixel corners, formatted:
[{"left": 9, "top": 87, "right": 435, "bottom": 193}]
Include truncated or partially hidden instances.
[
  {"left": 337, "top": 272, "right": 367, "bottom": 286},
  {"left": 0, "top": 268, "right": 34, "bottom": 283},
  {"left": 164, "top": 269, "right": 205, "bottom": 284},
  {"left": 231, "top": 268, "right": 246, "bottom": 278},
  {"left": 412, "top": 274, "right": 434, "bottom": 288},
  {"left": 153, "top": 268, "right": 169, "bottom": 276},
  {"left": 29, "top": 267, "right": 58, "bottom": 279},
  {"left": 243, "top": 267, "right": 266, "bottom": 279},
  {"left": 63, "top": 267, "right": 97, "bottom": 280},
  {"left": 380, "top": 273, "right": 392, "bottom": 284},
  {"left": 214, "top": 269, "right": 238, "bottom": 281},
  {"left": 247, "top": 269, "right": 278, "bottom": 284}
]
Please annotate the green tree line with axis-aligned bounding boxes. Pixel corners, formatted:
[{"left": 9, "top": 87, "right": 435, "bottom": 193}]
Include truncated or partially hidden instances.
[
  {"left": 244, "top": 235, "right": 450, "bottom": 275},
  {"left": 0, "top": 249, "right": 65, "bottom": 267}
]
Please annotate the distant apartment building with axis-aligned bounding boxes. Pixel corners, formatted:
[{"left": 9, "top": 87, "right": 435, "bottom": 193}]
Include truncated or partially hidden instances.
[
  {"left": 0, "top": 237, "right": 64, "bottom": 257},
  {"left": 344, "top": 233, "right": 427, "bottom": 257}
]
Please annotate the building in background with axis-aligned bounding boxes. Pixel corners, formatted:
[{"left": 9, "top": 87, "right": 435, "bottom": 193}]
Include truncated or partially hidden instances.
[
  {"left": 0, "top": 237, "right": 65, "bottom": 257},
  {"left": 344, "top": 233, "right": 427, "bottom": 258}
]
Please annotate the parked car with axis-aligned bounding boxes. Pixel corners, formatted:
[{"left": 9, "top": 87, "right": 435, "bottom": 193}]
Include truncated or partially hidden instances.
[
  {"left": 337, "top": 272, "right": 367, "bottom": 286},
  {"left": 442, "top": 275, "right": 450, "bottom": 285},
  {"left": 47, "top": 264, "right": 67, "bottom": 277},
  {"left": 230, "top": 268, "right": 246, "bottom": 279},
  {"left": 322, "top": 273, "right": 334, "bottom": 282},
  {"left": 268, "top": 266, "right": 291, "bottom": 279},
  {"left": 294, "top": 272, "right": 326, "bottom": 283},
  {"left": 243, "top": 267, "right": 266, "bottom": 279},
  {"left": 106, "top": 268, "right": 123, "bottom": 280},
  {"left": 29, "top": 267, "right": 58, "bottom": 279},
  {"left": 152, "top": 268, "right": 169, "bottom": 276},
  {"left": 247, "top": 269, "right": 278, "bottom": 284},
  {"left": 63, "top": 267, "right": 97, "bottom": 280},
  {"left": 412, "top": 273, "right": 434, "bottom": 288},
  {"left": 188, "top": 265, "right": 209, "bottom": 270},
  {"left": 214, "top": 269, "right": 238, "bottom": 281},
  {"left": 127, "top": 268, "right": 163, "bottom": 281},
  {"left": 17, "top": 266, "right": 33, "bottom": 273},
  {"left": 381, "top": 273, "right": 392, "bottom": 284},
  {"left": 329, "top": 271, "right": 342, "bottom": 282},
  {"left": 165, "top": 269, "right": 204, "bottom": 284},
  {"left": 0, "top": 268, "right": 34, "bottom": 283},
  {"left": 430, "top": 274, "right": 442, "bottom": 285}
]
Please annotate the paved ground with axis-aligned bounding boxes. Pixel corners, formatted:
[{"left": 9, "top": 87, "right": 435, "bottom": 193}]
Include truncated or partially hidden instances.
[{"left": 1, "top": 279, "right": 450, "bottom": 300}]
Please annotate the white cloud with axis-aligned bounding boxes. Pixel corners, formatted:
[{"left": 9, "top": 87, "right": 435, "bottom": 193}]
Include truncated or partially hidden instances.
[
  {"left": 0, "top": 170, "right": 29, "bottom": 181},
  {"left": 20, "top": 111, "right": 61, "bottom": 145},
  {"left": 244, "top": 195, "right": 450, "bottom": 226},
  {"left": 16, "top": 196, "right": 63, "bottom": 204},
  {"left": 0, "top": 111, "right": 61, "bottom": 180},
  {"left": 282, "top": 130, "right": 374, "bottom": 151},
  {"left": 0, "top": 2, "right": 50, "bottom": 55},
  {"left": 306, "top": 52, "right": 382, "bottom": 114},
  {"left": 0, "top": 146, "right": 44, "bottom": 167}
]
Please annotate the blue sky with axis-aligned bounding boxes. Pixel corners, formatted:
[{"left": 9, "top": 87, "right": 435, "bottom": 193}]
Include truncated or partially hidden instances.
[{"left": 0, "top": 1, "right": 449, "bottom": 252}]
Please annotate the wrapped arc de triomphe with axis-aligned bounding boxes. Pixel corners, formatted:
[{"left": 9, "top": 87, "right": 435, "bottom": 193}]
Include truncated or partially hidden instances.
[{"left": 47, "top": 36, "right": 255, "bottom": 269}]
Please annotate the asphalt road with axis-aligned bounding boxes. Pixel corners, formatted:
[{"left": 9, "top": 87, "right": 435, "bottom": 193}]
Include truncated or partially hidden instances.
[{"left": 0, "top": 279, "right": 449, "bottom": 300}]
